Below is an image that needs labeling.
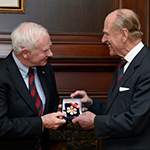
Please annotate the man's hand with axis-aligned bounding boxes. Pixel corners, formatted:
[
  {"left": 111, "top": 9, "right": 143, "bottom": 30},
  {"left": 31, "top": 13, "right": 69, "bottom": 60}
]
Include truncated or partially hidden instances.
[
  {"left": 41, "top": 112, "right": 66, "bottom": 130},
  {"left": 72, "top": 111, "right": 96, "bottom": 130},
  {"left": 70, "top": 90, "right": 93, "bottom": 108}
]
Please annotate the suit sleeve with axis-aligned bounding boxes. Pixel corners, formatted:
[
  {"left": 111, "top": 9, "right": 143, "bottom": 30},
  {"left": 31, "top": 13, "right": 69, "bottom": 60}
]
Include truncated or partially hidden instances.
[{"left": 89, "top": 99, "right": 106, "bottom": 115}]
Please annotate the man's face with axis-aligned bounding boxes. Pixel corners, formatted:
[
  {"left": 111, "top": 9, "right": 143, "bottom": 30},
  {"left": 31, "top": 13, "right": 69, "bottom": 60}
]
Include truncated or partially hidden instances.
[
  {"left": 27, "top": 32, "right": 53, "bottom": 66},
  {"left": 101, "top": 16, "right": 123, "bottom": 57}
]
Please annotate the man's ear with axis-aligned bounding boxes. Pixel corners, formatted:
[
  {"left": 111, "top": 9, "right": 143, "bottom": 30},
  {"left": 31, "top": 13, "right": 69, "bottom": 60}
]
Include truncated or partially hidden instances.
[
  {"left": 21, "top": 48, "right": 29, "bottom": 59},
  {"left": 121, "top": 28, "right": 128, "bottom": 42}
]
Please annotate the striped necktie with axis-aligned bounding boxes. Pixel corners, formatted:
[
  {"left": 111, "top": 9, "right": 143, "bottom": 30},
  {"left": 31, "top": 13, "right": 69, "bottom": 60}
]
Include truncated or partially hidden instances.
[
  {"left": 28, "top": 67, "right": 43, "bottom": 150},
  {"left": 114, "top": 59, "right": 127, "bottom": 89}
]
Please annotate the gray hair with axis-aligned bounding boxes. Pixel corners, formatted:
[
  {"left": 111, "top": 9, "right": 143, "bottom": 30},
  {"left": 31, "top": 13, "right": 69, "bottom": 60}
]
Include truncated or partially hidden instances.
[
  {"left": 11, "top": 22, "right": 48, "bottom": 54},
  {"left": 111, "top": 9, "right": 143, "bottom": 39}
]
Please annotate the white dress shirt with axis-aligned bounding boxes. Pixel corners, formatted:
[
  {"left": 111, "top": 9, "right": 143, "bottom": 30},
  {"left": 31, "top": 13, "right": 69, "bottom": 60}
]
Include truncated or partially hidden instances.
[
  {"left": 12, "top": 52, "right": 46, "bottom": 114},
  {"left": 124, "top": 42, "right": 144, "bottom": 72}
]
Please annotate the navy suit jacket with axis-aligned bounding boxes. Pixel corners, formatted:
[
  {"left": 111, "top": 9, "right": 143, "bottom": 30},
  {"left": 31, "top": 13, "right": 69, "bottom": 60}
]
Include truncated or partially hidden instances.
[
  {"left": 89, "top": 45, "right": 150, "bottom": 150},
  {"left": 0, "top": 52, "right": 60, "bottom": 150}
]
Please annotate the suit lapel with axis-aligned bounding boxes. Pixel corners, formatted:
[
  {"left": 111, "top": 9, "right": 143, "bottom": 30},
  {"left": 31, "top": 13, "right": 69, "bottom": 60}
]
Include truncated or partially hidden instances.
[
  {"left": 105, "top": 65, "right": 135, "bottom": 114},
  {"left": 6, "top": 53, "right": 38, "bottom": 115},
  {"left": 104, "top": 45, "right": 149, "bottom": 114},
  {"left": 37, "top": 67, "right": 51, "bottom": 114},
  {"left": 108, "top": 66, "right": 118, "bottom": 96}
]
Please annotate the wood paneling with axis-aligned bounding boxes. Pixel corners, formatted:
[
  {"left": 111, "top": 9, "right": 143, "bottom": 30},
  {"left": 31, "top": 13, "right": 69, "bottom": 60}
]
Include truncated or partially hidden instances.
[
  {"left": 0, "top": 0, "right": 114, "bottom": 34},
  {"left": 48, "top": 34, "right": 119, "bottom": 101},
  {"left": 0, "top": 0, "right": 149, "bottom": 149}
]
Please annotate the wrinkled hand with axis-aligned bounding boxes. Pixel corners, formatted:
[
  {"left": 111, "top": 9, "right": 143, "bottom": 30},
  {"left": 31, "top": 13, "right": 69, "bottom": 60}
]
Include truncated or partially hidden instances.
[
  {"left": 41, "top": 112, "right": 66, "bottom": 130},
  {"left": 72, "top": 111, "right": 96, "bottom": 130},
  {"left": 70, "top": 90, "right": 93, "bottom": 109}
]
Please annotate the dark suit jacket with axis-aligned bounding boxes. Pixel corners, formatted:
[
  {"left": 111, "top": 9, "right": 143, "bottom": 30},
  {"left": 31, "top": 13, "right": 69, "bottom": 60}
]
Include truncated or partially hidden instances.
[
  {"left": 89, "top": 45, "right": 150, "bottom": 150},
  {"left": 0, "top": 52, "right": 60, "bottom": 150}
]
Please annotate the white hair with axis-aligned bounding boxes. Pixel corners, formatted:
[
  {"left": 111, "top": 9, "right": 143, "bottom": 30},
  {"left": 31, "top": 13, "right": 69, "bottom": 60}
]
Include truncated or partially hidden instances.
[{"left": 11, "top": 22, "right": 48, "bottom": 54}]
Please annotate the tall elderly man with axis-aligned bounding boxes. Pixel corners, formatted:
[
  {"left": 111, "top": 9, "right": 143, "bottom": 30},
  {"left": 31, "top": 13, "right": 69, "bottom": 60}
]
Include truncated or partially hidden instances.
[{"left": 71, "top": 9, "right": 150, "bottom": 150}]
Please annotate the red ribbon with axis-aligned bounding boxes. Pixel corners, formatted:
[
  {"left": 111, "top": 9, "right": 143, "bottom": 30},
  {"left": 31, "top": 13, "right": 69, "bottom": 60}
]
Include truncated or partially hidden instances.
[{"left": 70, "top": 102, "right": 79, "bottom": 109}]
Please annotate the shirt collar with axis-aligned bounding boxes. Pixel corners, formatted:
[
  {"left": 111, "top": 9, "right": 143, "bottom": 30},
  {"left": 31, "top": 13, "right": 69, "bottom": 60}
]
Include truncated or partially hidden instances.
[
  {"left": 12, "top": 52, "right": 36, "bottom": 76},
  {"left": 124, "top": 42, "right": 144, "bottom": 63}
]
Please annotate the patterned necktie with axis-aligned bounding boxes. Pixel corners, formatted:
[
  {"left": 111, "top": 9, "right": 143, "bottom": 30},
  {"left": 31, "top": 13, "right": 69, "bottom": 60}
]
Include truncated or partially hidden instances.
[
  {"left": 28, "top": 67, "right": 43, "bottom": 150},
  {"left": 114, "top": 59, "right": 127, "bottom": 89}
]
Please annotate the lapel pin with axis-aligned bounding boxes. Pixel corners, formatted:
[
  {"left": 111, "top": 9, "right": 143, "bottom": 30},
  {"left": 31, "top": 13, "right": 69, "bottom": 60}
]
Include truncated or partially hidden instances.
[{"left": 42, "top": 71, "right": 45, "bottom": 74}]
